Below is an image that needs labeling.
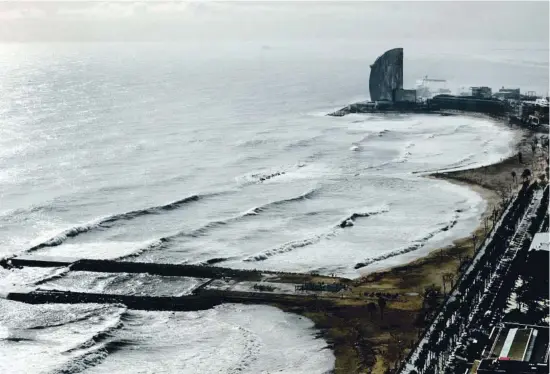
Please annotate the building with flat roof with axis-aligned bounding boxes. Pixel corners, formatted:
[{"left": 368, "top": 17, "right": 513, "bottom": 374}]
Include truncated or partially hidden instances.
[
  {"left": 467, "top": 324, "right": 549, "bottom": 373},
  {"left": 471, "top": 87, "right": 493, "bottom": 98},
  {"left": 529, "top": 232, "right": 549, "bottom": 252},
  {"left": 494, "top": 87, "right": 521, "bottom": 100}
]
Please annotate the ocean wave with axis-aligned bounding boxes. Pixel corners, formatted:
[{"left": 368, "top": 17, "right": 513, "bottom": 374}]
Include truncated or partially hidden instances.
[
  {"left": 226, "top": 325, "right": 262, "bottom": 373},
  {"left": 114, "top": 239, "right": 167, "bottom": 261},
  {"left": 237, "top": 170, "right": 287, "bottom": 185},
  {"left": 25, "top": 194, "right": 210, "bottom": 254},
  {"left": 338, "top": 206, "right": 389, "bottom": 228},
  {"left": 236, "top": 138, "right": 276, "bottom": 148},
  {"left": 50, "top": 309, "right": 129, "bottom": 374},
  {"left": 120, "top": 189, "right": 320, "bottom": 259},
  {"left": 244, "top": 205, "right": 389, "bottom": 262},
  {"left": 51, "top": 346, "right": 110, "bottom": 374},
  {"left": 244, "top": 232, "right": 333, "bottom": 262},
  {"left": 284, "top": 135, "right": 324, "bottom": 150},
  {"left": 444, "top": 153, "right": 476, "bottom": 169},
  {"left": 354, "top": 213, "right": 459, "bottom": 269},
  {"left": 63, "top": 311, "right": 127, "bottom": 354},
  {"left": 33, "top": 267, "right": 71, "bottom": 286},
  {"left": 186, "top": 189, "right": 318, "bottom": 238},
  {"left": 394, "top": 141, "right": 415, "bottom": 163},
  {"left": 247, "top": 188, "right": 318, "bottom": 215},
  {"left": 237, "top": 163, "right": 310, "bottom": 185}
]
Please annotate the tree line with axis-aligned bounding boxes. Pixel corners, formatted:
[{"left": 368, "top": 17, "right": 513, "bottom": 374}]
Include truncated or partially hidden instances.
[{"left": 403, "top": 182, "right": 546, "bottom": 374}]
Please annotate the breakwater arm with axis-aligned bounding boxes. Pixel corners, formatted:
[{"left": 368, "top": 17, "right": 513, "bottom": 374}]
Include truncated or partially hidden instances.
[
  {"left": 7, "top": 290, "right": 222, "bottom": 311},
  {"left": 8, "top": 257, "right": 263, "bottom": 281}
]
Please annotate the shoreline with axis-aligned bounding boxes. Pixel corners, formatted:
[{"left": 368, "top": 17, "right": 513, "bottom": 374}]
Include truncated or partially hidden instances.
[{"left": 281, "top": 120, "right": 547, "bottom": 374}]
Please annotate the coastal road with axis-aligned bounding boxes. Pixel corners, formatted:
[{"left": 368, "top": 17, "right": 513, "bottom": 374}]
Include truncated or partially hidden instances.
[{"left": 400, "top": 183, "right": 544, "bottom": 373}]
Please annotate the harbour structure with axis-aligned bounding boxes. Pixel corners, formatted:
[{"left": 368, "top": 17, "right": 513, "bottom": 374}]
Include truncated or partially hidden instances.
[
  {"left": 415, "top": 76, "right": 451, "bottom": 99},
  {"left": 331, "top": 47, "right": 526, "bottom": 118}
]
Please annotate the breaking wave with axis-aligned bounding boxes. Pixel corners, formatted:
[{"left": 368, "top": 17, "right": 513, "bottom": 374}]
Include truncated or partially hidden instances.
[
  {"left": 224, "top": 325, "right": 262, "bottom": 373},
  {"left": 237, "top": 163, "right": 308, "bottom": 185},
  {"left": 25, "top": 194, "right": 211, "bottom": 254},
  {"left": 394, "top": 141, "right": 415, "bottom": 163},
  {"left": 244, "top": 232, "right": 334, "bottom": 262},
  {"left": 33, "top": 267, "right": 71, "bottom": 286},
  {"left": 120, "top": 189, "right": 320, "bottom": 259},
  {"left": 354, "top": 213, "right": 459, "bottom": 269},
  {"left": 64, "top": 312, "right": 127, "bottom": 354},
  {"left": 51, "top": 309, "right": 129, "bottom": 374},
  {"left": 188, "top": 188, "right": 318, "bottom": 238},
  {"left": 236, "top": 138, "right": 276, "bottom": 148},
  {"left": 244, "top": 206, "right": 389, "bottom": 262},
  {"left": 243, "top": 188, "right": 318, "bottom": 216},
  {"left": 337, "top": 207, "right": 389, "bottom": 228},
  {"left": 284, "top": 135, "right": 324, "bottom": 150},
  {"left": 444, "top": 153, "right": 476, "bottom": 169}
]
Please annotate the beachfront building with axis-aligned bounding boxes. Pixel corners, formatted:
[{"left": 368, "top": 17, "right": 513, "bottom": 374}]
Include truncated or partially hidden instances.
[
  {"left": 494, "top": 87, "right": 521, "bottom": 100},
  {"left": 467, "top": 323, "right": 549, "bottom": 373},
  {"left": 471, "top": 87, "right": 493, "bottom": 99},
  {"left": 529, "top": 232, "right": 549, "bottom": 252},
  {"left": 369, "top": 48, "right": 404, "bottom": 102}
]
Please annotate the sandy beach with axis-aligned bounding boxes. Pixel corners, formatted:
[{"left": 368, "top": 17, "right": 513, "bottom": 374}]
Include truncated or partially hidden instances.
[{"left": 275, "top": 122, "right": 548, "bottom": 374}]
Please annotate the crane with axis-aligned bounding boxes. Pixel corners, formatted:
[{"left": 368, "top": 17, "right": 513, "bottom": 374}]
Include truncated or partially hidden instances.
[{"left": 421, "top": 75, "right": 447, "bottom": 83}]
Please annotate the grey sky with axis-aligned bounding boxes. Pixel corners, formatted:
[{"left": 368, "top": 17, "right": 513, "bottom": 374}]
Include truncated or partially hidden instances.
[{"left": 0, "top": 1, "right": 548, "bottom": 43}]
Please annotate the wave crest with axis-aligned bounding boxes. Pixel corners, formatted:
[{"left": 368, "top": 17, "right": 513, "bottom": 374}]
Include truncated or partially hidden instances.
[
  {"left": 354, "top": 213, "right": 459, "bottom": 269},
  {"left": 245, "top": 205, "right": 389, "bottom": 262},
  {"left": 123, "top": 189, "right": 320, "bottom": 258},
  {"left": 25, "top": 194, "right": 207, "bottom": 253}
]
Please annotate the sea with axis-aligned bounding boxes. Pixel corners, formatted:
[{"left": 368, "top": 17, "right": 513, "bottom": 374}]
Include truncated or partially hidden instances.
[{"left": 0, "top": 33, "right": 548, "bottom": 374}]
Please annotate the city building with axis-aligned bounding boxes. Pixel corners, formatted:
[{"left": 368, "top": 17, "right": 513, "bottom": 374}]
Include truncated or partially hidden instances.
[
  {"left": 471, "top": 86, "right": 493, "bottom": 98},
  {"left": 494, "top": 87, "right": 521, "bottom": 100},
  {"left": 529, "top": 232, "right": 549, "bottom": 252},
  {"left": 429, "top": 94, "right": 508, "bottom": 115},
  {"left": 368, "top": 48, "right": 403, "bottom": 102},
  {"left": 394, "top": 88, "right": 417, "bottom": 103},
  {"left": 468, "top": 324, "right": 549, "bottom": 373}
]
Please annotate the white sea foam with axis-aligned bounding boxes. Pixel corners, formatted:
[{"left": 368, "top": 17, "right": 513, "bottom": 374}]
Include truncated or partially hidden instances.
[{"left": 0, "top": 300, "right": 334, "bottom": 374}]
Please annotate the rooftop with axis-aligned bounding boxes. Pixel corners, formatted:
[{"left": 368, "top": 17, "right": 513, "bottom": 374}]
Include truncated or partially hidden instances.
[
  {"left": 529, "top": 232, "right": 549, "bottom": 252},
  {"left": 481, "top": 324, "right": 549, "bottom": 368}
]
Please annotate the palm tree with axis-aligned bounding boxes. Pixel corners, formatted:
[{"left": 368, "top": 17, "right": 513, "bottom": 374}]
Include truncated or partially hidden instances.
[
  {"left": 445, "top": 273, "right": 455, "bottom": 290},
  {"left": 367, "top": 302, "right": 377, "bottom": 319},
  {"left": 377, "top": 296, "right": 387, "bottom": 320},
  {"left": 521, "top": 168, "right": 532, "bottom": 183},
  {"left": 511, "top": 170, "right": 517, "bottom": 184}
]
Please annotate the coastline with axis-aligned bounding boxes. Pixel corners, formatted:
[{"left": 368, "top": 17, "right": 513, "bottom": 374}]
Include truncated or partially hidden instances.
[{"left": 279, "top": 123, "right": 547, "bottom": 374}]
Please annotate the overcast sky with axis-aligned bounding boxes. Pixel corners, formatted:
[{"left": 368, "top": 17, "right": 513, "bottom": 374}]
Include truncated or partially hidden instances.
[{"left": 0, "top": 1, "right": 548, "bottom": 43}]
